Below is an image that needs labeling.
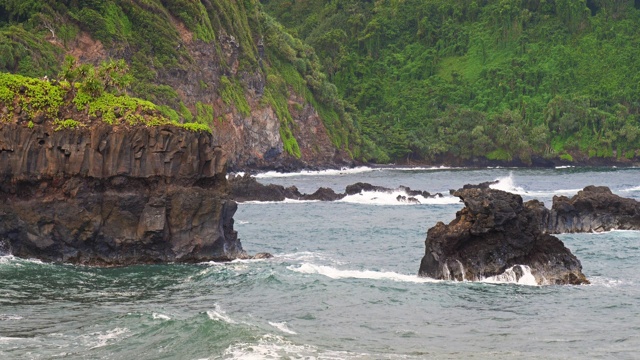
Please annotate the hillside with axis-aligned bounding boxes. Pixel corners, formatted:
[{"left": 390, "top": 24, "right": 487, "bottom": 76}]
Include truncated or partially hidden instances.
[
  {"left": 263, "top": 0, "right": 640, "bottom": 164},
  {"left": 0, "top": 0, "right": 368, "bottom": 170}
]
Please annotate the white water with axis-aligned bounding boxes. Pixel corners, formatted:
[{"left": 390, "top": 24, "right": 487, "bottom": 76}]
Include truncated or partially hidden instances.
[
  {"left": 206, "top": 304, "right": 237, "bottom": 324},
  {"left": 254, "top": 166, "right": 378, "bottom": 179},
  {"left": 491, "top": 172, "right": 581, "bottom": 197},
  {"left": 268, "top": 321, "right": 297, "bottom": 335},
  {"left": 289, "top": 263, "right": 440, "bottom": 283},
  {"left": 482, "top": 265, "right": 538, "bottom": 286},
  {"left": 339, "top": 190, "right": 460, "bottom": 206}
]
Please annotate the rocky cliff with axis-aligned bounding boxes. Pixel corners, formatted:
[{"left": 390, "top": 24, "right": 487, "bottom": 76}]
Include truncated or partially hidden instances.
[
  {"left": 0, "top": 1, "right": 362, "bottom": 171},
  {"left": 0, "top": 122, "right": 246, "bottom": 265},
  {"left": 419, "top": 187, "right": 589, "bottom": 285}
]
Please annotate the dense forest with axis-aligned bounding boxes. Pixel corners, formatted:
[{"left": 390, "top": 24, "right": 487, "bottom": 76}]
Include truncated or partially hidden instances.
[
  {"left": 0, "top": 0, "right": 366, "bottom": 162},
  {"left": 2, "top": 0, "right": 640, "bottom": 165},
  {"left": 263, "top": 0, "right": 640, "bottom": 164}
]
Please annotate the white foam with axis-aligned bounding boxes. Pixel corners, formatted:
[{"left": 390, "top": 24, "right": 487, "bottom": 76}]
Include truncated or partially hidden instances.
[
  {"left": 0, "top": 314, "right": 23, "bottom": 321},
  {"left": 490, "top": 173, "right": 580, "bottom": 197},
  {"left": 241, "top": 198, "right": 320, "bottom": 205},
  {"left": 555, "top": 165, "right": 575, "bottom": 169},
  {"left": 236, "top": 220, "right": 250, "bottom": 225},
  {"left": 206, "top": 304, "right": 237, "bottom": 324},
  {"left": 87, "top": 328, "right": 130, "bottom": 349},
  {"left": 339, "top": 190, "right": 460, "bottom": 206},
  {"left": 255, "top": 166, "right": 378, "bottom": 179},
  {"left": 152, "top": 313, "right": 171, "bottom": 321},
  {"left": 481, "top": 265, "right": 538, "bottom": 286},
  {"left": 289, "top": 263, "right": 440, "bottom": 283},
  {"left": 587, "top": 277, "right": 628, "bottom": 287},
  {"left": 621, "top": 186, "right": 640, "bottom": 192},
  {"left": 222, "top": 334, "right": 367, "bottom": 360},
  {"left": 490, "top": 172, "right": 528, "bottom": 194},
  {"left": 386, "top": 165, "right": 456, "bottom": 171},
  {"left": 268, "top": 321, "right": 297, "bottom": 335}
]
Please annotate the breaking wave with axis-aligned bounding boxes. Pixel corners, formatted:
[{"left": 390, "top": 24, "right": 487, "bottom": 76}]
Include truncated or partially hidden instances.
[{"left": 289, "top": 263, "right": 440, "bottom": 283}]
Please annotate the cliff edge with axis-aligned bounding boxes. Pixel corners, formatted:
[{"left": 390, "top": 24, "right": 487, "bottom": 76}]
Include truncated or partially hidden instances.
[
  {"left": 0, "top": 71, "right": 250, "bottom": 265},
  {"left": 0, "top": 121, "right": 246, "bottom": 265}
]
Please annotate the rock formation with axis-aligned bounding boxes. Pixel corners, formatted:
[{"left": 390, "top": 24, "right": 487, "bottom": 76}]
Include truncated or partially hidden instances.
[
  {"left": 229, "top": 175, "right": 442, "bottom": 203},
  {"left": 418, "top": 187, "right": 589, "bottom": 285},
  {"left": 546, "top": 186, "right": 640, "bottom": 233},
  {"left": 0, "top": 123, "right": 249, "bottom": 265}
]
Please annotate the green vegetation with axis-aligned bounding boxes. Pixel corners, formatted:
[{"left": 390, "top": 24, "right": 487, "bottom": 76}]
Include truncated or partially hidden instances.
[
  {"left": 0, "top": 70, "right": 205, "bottom": 132},
  {"left": 264, "top": 0, "right": 640, "bottom": 163},
  {"left": 53, "top": 118, "right": 82, "bottom": 130},
  {"left": 0, "top": 0, "right": 367, "bottom": 160}
]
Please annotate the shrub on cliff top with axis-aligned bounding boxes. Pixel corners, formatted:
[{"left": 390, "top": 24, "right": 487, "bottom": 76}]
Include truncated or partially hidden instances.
[{"left": 0, "top": 71, "right": 206, "bottom": 132}]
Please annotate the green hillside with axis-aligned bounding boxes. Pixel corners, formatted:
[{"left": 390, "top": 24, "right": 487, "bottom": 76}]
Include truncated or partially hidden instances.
[
  {"left": 0, "top": 0, "right": 365, "bottom": 160},
  {"left": 263, "top": 0, "right": 640, "bottom": 163}
]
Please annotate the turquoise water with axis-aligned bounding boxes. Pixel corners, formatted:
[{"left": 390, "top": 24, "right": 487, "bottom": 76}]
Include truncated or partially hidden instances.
[{"left": 1, "top": 167, "right": 639, "bottom": 359}]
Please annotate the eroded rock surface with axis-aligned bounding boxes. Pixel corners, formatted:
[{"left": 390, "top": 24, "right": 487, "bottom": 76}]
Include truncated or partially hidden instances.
[
  {"left": 418, "top": 187, "right": 589, "bottom": 285},
  {"left": 0, "top": 124, "right": 247, "bottom": 265},
  {"left": 547, "top": 186, "right": 640, "bottom": 233}
]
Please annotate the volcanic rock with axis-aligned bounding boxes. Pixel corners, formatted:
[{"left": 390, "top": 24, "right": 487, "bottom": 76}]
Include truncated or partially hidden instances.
[
  {"left": 0, "top": 123, "right": 246, "bottom": 265},
  {"left": 547, "top": 185, "right": 640, "bottom": 233},
  {"left": 418, "top": 187, "right": 589, "bottom": 285}
]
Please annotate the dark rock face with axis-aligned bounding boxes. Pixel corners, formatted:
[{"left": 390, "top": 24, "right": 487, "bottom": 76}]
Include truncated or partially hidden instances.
[
  {"left": 0, "top": 124, "right": 247, "bottom": 265},
  {"left": 230, "top": 176, "right": 442, "bottom": 203},
  {"left": 418, "top": 188, "right": 589, "bottom": 285},
  {"left": 547, "top": 186, "right": 640, "bottom": 233}
]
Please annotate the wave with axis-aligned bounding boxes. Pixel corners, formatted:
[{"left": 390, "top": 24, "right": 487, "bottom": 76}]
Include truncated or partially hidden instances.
[
  {"left": 222, "top": 334, "right": 367, "bottom": 360},
  {"left": 490, "top": 173, "right": 580, "bottom": 197},
  {"left": 289, "top": 263, "right": 440, "bottom": 283},
  {"left": 555, "top": 165, "right": 575, "bottom": 169},
  {"left": 241, "top": 198, "right": 321, "bottom": 205},
  {"left": 339, "top": 190, "right": 461, "bottom": 206},
  {"left": 268, "top": 321, "right": 297, "bottom": 335},
  {"left": 254, "top": 166, "right": 378, "bottom": 179},
  {"left": 587, "top": 277, "right": 629, "bottom": 287},
  {"left": 481, "top": 265, "right": 538, "bottom": 286},
  {"left": 0, "top": 314, "right": 23, "bottom": 321},
  {"left": 621, "top": 185, "right": 640, "bottom": 192},
  {"left": 206, "top": 304, "right": 237, "bottom": 324},
  {"left": 87, "top": 328, "right": 130, "bottom": 349},
  {"left": 152, "top": 313, "right": 171, "bottom": 321}
]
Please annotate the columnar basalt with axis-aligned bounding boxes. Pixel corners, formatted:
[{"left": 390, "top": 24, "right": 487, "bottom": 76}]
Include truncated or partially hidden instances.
[{"left": 0, "top": 123, "right": 246, "bottom": 265}]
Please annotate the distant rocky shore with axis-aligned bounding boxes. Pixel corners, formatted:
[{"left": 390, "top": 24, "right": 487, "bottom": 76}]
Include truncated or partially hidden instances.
[
  {"left": 419, "top": 184, "right": 640, "bottom": 285},
  {"left": 228, "top": 174, "right": 443, "bottom": 203}
]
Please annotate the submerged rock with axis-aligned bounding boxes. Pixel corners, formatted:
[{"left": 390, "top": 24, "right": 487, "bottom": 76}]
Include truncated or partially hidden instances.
[
  {"left": 418, "top": 187, "right": 589, "bottom": 285},
  {"left": 0, "top": 123, "right": 247, "bottom": 265}
]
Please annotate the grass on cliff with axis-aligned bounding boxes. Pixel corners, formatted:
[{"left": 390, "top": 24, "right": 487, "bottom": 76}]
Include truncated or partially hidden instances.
[
  {"left": 0, "top": 71, "right": 210, "bottom": 133},
  {"left": 0, "top": 0, "right": 372, "bottom": 161}
]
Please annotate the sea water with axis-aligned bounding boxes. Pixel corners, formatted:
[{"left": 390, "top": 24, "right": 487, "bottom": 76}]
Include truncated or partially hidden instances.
[{"left": 1, "top": 167, "right": 639, "bottom": 359}]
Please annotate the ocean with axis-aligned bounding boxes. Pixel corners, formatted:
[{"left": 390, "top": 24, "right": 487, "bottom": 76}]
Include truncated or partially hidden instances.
[{"left": 1, "top": 167, "right": 639, "bottom": 359}]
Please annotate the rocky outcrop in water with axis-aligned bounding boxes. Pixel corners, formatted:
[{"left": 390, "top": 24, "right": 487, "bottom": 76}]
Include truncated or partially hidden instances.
[
  {"left": 229, "top": 175, "right": 442, "bottom": 203},
  {"left": 0, "top": 123, "right": 249, "bottom": 265},
  {"left": 546, "top": 186, "right": 640, "bottom": 233},
  {"left": 418, "top": 187, "right": 589, "bottom": 285}
]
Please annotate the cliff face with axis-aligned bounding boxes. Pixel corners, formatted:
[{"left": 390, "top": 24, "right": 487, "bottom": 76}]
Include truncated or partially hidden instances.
[
  {"left": 34, "top": 2, "right": 357, "bottom": 171},
  {"left": 161, "top": 36, "right": 347, "bottom": 170},
  {"left": 0, "top": 123, "right": 244, "bottom": 265}
]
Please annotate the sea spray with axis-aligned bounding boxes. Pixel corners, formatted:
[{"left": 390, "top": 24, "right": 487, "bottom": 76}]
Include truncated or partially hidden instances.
[
  {"left": 289, "top": 263, "right": 440, "bottom": 283},
  {"left": 482, "top": 265, "right": 538, "bottom": 286}
]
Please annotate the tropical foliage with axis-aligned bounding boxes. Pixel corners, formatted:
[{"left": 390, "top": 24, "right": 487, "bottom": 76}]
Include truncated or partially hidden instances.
[{"left": 263, "top": 0, "right": 640, "bottom": 162}]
